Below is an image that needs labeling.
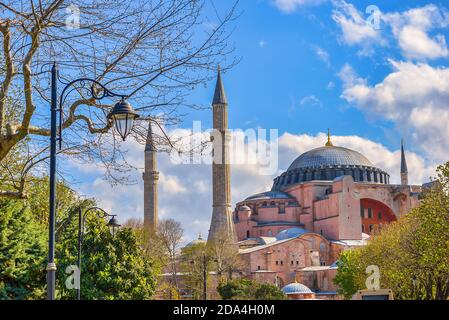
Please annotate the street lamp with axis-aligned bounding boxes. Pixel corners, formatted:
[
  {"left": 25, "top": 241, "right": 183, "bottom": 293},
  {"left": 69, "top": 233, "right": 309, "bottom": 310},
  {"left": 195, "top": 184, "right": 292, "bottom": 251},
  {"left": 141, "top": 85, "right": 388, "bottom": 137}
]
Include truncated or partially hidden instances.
[
  {"left": 106, "top": 215, "right": 121, "bottom": 237},
  {"left": 107, "top": 99, "right": 140, "bottom": 141},
  {"left": 77, "top": 206, "right": 120, "bottom": 300},
  {"left": 47, "top": 62, "right": 139, "bottom": 300}
]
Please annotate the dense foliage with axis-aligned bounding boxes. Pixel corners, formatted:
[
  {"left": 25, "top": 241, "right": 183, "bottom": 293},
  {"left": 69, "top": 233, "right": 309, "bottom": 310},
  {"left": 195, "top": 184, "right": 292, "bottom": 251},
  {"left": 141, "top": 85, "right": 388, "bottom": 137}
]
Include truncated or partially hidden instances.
[
  {"left": 217, "top": 279, "right": 287, "bottom": 300},
  {"left": 334, "top": 162, "right": 449, "bottom": 300},
  {"left": 0, "top": 179, "right": 158, "bottom": 300},
  {"left": 0, "top": 199, "right": 46, "bottom": 299}
]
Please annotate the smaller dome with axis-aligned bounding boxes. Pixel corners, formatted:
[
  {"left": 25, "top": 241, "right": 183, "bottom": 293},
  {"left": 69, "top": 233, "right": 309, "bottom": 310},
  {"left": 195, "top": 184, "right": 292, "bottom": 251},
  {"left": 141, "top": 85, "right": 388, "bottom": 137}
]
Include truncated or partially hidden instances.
[
  {"left": 275, "top": 227, "right": 309, "bottom": 240},
  {"left": 184, "top": 234, "right": 206, "bottom": 248},
  {"left": 282, "top": 282, "right": 313, "bottom": 295},
  {"left": 245, "top": 190, "right": 294, "bottom": 201},
  {"left": 239, "top": 205, "right": 251, "bottom": 211}
]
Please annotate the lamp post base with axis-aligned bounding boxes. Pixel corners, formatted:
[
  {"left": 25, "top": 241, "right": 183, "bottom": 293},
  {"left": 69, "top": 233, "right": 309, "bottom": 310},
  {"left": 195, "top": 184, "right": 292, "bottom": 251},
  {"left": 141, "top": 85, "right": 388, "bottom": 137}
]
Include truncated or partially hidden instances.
[{"left": 46, "top": 262, "right": 57, "bottom": 300}]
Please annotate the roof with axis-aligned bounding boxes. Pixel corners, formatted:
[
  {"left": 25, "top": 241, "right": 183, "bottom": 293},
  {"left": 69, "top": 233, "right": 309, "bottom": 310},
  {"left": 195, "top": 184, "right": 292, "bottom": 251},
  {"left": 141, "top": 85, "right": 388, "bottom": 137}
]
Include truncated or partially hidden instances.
[
  {"left": 245, "top": 190, "right": 294, "bottom": 201},
  {"left": 330, "top": 238, "right": 368, "bottom": 247},
  {"left": 287, "top": 146, "right": 374, "bottom": 171},
  {"left": 239, "top": 237, "right": 294, "bottom": 254},
  {"left": 299, "top": 265, "right": 337, "bottom": 272},
  {"left": 212, "top": 66, "right": 228, "bottom": 105},
  {"left": 239, "top": 228, "right": 319, "bottom": 254},
  {"left": 257, "top": 236, "right": 277, "bottom": 245},
  {"left": 275, "top": 227, "right": 310, "bottom": 240},
  {"left": 282, "top": 282, "right": 313, "bottom": 295}
]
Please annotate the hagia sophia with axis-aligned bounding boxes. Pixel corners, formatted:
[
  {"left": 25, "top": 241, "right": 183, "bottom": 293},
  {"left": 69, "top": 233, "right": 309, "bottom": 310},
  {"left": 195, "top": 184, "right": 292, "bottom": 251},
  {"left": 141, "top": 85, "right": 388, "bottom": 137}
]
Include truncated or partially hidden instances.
[{"left": 146, "top": 69, "right": 424, "bottom": 300}]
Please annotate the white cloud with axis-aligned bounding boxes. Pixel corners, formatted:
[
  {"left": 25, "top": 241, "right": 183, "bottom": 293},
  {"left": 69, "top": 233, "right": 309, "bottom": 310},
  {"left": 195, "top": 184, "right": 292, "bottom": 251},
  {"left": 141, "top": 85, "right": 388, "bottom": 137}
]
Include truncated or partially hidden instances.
[
  {"left": 272, "top": 0, "right": 326, "bottom": 13},
  {"left": 300, "top": 95, "right": 322, "bottom": 108},
  {"left": 338, "top": 63, "right": 366, "bottom": 88},
  {"left": 332, "top": 0, "right": 381, "bottom": 49},
  {"left": 259, "top": 40, "right": 267, "bottom": 48},
  {"left": 159, "top": 173, "right": 187, "bottom": 194},
  {"left": 384, "top": 4, "right": 449, "bottom": 60},
  {"left": 313, "top": 46, "right": 331, "bottom": 67},
  {"left": 73, "top": 129, "right": 436, "bottom": 244},
  {"left": 340, "top": 60, "right": 449, "bottom": 162}
]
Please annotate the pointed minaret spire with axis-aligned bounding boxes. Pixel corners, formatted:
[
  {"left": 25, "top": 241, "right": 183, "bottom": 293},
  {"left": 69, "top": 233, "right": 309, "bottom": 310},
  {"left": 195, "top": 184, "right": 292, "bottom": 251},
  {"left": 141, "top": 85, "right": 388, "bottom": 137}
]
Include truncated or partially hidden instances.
[
  {"left": 143, "top": 121, "right": 159, "bottom": 233},
  {"left": 212, "top": 65, "right": 228, "bottom": 105},
  {"left": 400, "top": 139, "right": 408, "bottom": 186},
  {"left": 325, "top": 128, "right": 333, "bottom": 147},
  {"left": 145, "top": 121, "right": 155, "bottom": 152},
  {"left": 208, "top": 67, "right": 236, "bottom": 245}
]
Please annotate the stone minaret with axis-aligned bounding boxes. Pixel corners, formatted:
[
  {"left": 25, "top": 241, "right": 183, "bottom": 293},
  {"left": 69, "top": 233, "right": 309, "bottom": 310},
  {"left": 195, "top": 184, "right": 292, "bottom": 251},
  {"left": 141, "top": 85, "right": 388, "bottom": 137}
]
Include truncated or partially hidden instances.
[
  {"left": 143, "top": 122, "right": 159, "bottom": 233},
  {"left": 208, "top": 67, "right": 236, "bottom": 243},
  {"left": 400, "top": 139, "right": 408, "bottom": 186}
]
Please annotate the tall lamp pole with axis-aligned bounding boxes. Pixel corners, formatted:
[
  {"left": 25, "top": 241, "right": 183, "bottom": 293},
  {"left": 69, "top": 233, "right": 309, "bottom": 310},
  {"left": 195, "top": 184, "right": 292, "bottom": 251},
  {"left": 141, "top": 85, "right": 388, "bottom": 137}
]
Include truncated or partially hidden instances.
[
  {"left": 47, "top": 63, "right": 58, "bottom": 300},
  {"left": 77, "top": 206, "right": 120, "bottom": 300},
  {"left": 47, "top": 62, "right": 139, "bottom": 300}
]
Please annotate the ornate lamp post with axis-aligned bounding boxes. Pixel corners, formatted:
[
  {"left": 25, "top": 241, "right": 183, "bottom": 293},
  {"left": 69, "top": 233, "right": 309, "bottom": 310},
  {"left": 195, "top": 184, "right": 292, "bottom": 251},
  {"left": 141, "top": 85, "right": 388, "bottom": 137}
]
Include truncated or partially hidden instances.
[
  {"left": 47, "top": 62, "right": 138, "bottom": 300},
  {"left": 77, "top": 206, "right": 120, "bottom": 300}
]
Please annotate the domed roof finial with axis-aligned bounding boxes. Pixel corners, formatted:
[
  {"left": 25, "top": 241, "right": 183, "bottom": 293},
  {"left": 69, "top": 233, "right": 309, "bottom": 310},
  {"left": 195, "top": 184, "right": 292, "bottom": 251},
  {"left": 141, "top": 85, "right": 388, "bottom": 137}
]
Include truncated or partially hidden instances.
[{"left": 325, "top": 128, "right": 333, "bottom": 147}]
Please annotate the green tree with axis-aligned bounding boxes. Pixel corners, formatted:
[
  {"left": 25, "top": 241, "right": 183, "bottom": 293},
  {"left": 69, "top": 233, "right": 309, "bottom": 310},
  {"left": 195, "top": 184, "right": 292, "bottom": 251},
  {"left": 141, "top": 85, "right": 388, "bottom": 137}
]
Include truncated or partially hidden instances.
[
  {"left": 57, "top": 217, "right": 157, "bottom": 300},
  {"left": 0, "top": 199, "right": 46, "bottom": 299},
  {"left": 180, "top": 241, "right": 212, "bottom": 300},
  {"left": 334, "top": 162, "right": 449, "bottom": 300},
  {"left": 254, "top": 283, "right": 288, "bottom": 300},
  {"left": 217, "top": 279, "right": 286, "bottom": 300},
  {"left": 333, "top": 250, "right": 365, "bottom": 299},
  {"left": 0, "top": 177, "right": 159, "bottom": 300}
]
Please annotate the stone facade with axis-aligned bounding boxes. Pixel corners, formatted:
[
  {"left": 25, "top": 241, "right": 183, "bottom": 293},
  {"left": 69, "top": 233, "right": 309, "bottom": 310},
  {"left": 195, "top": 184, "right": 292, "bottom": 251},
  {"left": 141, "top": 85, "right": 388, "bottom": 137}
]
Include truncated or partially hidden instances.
[{"left": 233, "top": 138, "right": 423, "bottom": 299}]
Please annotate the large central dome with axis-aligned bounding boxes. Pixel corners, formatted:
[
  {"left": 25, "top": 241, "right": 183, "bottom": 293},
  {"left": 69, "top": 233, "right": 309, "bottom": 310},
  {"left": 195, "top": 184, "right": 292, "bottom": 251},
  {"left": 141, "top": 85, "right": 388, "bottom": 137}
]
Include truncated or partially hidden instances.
[
  {"left": 272, "top": 134, "right": 390, "bottom": 190},
  {"left": 288, "top": 146, "right": 374, "bottom": 171}
]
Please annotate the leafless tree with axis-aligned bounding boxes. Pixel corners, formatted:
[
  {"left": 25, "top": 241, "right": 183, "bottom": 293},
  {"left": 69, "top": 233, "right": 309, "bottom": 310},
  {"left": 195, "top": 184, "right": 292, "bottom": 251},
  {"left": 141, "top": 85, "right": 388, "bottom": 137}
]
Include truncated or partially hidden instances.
[
  {"left": 208, "top": 229, "right": 241, "bottom": 281},
  {"left": 0, "top": 0, "right": 239, "bottom": 198},
  {"left": 158, "top": 218, "right": 184, "bottom": 293},
  {"left": 123, "top": 217, "right": 168, "bottom": 270}
]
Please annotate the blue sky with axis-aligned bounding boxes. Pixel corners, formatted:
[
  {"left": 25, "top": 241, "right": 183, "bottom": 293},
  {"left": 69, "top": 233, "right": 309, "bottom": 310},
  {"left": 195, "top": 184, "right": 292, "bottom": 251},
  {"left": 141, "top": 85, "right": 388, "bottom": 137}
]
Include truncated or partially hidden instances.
[
  {"left": 71, "top": 0, "right": 449, "bottom": 243},
  {"left": 183, "top": 0, "right": 449, "bottom": 153}
]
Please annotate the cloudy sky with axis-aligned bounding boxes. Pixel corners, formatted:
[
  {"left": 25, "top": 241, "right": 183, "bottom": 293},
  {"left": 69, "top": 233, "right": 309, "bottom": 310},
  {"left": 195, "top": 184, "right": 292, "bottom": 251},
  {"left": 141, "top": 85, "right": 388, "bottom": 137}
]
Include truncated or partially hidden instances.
[{"left": 69, "top": 0, "right": 449, "bottom": 243}]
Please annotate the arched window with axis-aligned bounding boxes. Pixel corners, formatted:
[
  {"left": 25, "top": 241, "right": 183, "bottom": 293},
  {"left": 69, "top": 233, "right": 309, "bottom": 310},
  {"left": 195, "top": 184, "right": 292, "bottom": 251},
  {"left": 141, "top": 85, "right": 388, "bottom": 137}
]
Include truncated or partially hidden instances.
[{"left": 246, "top": 230, "right": 250, "bottom": 238}]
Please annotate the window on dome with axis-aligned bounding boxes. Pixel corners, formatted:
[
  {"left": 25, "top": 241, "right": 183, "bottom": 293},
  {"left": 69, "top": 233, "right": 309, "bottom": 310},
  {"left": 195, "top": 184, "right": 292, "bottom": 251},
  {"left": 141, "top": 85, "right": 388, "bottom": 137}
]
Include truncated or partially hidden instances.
[
  {"left": 360, "top": 205, "right": 365, "bottom": 218},
  {"left": 368, "top": 208, "right": 373, "bottom": 219},
  {"left": 378, "top": 212, "right": 382, "bottom": 219},
  {"left": 253, "top": 205, "right": 258, "bottom": 215},
  {"left": 279, "top": 204, "right": 285, "bottom": 214},
  {"left": 246, "top": 230, "right": 250, "bottom": 238}
]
